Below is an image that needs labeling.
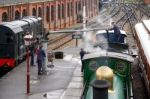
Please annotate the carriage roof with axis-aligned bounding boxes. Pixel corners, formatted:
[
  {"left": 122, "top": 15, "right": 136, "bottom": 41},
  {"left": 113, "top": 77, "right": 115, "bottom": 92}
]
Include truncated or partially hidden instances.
[
  {"left": 0, "top": 22, "right": 24, "bottom": 33},
  {"left": 21, "top": 18, "right": 34, "bottom": 24},
  {"left": 135, "top": 20, "right": 150, "bottom": 64},
  {"left": 0, "top": 16, "right": 41, "bottom": 34},
  {"left": 23, "top": 16, "right": 42, "bottom": 21}
]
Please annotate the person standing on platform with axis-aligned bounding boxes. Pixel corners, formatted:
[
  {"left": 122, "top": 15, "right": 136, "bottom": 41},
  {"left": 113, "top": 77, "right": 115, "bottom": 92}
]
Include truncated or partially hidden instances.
[
  {"left": 80, "top": 48, "right": 86, "bottom": 72},
  {"left": 36, "top": 45, "right": 46, "bottom": 75},
  {"left": 30, "top": 44, "right": 35, "bottom": 66}
]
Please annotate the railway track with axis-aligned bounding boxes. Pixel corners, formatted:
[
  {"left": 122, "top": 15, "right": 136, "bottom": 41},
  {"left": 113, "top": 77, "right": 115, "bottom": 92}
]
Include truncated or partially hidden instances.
[
  {"left": 106, "top": 2, "right": 149, "bottom": 99},
  {"left": 46, "top": 1, "right": 149, "bottom": 98},
  {"left": 47, "top": 34, "right": 74, "bottom": 50},
  {"left": 67, "top": 0, "right": 149, "bottom": 98}
]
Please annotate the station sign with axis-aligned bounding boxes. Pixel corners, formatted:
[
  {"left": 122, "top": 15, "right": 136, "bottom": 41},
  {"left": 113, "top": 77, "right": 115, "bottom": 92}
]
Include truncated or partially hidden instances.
[{"left": 72, "top": 34, "right": 82, "bottom": 39}]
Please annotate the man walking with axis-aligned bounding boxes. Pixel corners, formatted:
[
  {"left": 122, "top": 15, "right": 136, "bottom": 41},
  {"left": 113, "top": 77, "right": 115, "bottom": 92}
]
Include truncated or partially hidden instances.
[{"left": 80, "top": 48, "right": 86, "bottom": 72}]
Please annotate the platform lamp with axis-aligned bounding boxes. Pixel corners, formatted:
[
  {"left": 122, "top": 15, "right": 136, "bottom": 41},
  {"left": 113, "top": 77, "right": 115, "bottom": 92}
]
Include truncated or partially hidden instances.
[{"left": 24, "top": 33, "right": 33, "bottom": 94}]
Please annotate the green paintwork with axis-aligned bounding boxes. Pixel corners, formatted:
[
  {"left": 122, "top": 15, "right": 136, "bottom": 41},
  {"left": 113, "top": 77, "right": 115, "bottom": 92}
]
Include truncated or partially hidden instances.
[
  {"left": 82, "top": 56, "right": 132, "bottom": 99},
  {"left": 83, "top": 57, "right": 131, "bottom": 83}
]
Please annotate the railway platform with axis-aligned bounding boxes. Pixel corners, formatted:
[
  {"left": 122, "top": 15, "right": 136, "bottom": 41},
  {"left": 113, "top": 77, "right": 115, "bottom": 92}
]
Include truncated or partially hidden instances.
[{"left": 0, "top": 47, "right": 83, "bottom": 99}]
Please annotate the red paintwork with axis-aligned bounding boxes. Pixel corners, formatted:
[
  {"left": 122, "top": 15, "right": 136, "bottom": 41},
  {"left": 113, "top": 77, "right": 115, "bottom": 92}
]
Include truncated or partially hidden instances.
[{"left": 0, "top": 58, "right": 16, "bottom": 68}]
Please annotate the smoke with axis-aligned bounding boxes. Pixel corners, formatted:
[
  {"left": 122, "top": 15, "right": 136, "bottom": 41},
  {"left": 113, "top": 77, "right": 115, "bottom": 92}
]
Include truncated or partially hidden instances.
[
  {"left": 82, "top": 30, "right": 110, "bottom": 53},
  {"left": 81, "top": 12, "right": 114, "bottom": 53}
]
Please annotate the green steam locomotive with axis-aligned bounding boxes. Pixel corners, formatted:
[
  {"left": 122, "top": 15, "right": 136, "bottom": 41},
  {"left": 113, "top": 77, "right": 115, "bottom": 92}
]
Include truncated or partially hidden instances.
[{"left": 81, "top": 30, "right": 134, "bottom": 99}]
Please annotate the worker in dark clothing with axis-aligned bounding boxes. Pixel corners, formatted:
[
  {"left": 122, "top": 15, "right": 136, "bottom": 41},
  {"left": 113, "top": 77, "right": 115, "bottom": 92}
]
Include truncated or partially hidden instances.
[
  {"left": 80, "top": 48, "right": 86, "bottom": 72},
  {"left": 36, "top": 45, "right": 46, "bottom": 75},
  {"left": 109, "top": 22, "right": 121, "bottom": 42}
]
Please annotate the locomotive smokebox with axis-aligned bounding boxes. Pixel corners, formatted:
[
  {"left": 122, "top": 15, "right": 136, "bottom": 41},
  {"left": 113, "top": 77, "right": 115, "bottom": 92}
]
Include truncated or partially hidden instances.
[{"left": 91, "top": 80, "right": 110, "bottom": 99}]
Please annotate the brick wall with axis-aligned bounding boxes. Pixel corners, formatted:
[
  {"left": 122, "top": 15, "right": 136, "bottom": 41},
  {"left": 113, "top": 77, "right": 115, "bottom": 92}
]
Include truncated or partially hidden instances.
[{"left": 0, "top": 0, "right": 99, "bottom": 31}]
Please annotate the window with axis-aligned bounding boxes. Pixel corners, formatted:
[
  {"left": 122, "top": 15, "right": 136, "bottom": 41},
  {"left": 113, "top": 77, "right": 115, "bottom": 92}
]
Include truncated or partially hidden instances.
[
  {"left": 22, "top": 9, "right": 27, "bottom": 17},
  {"left": 78, "top": 1, "right": 81, "bottom": 11},
  {"left": 71, "top": 2, "right": 73, "bottom": 16},
  {"left": 15, "top": 10, "right": 20, "bottom": 20},
  {"left": 2, "top": 12, "right": 8, "bottom": 21},
  {"left": 46, "top": 6, "right": 50, "bottom": 22},
  {"left": 38, "top": 7, "right": 42, "bottom": 17},
  {"left": 76, "top": 2, "right": 78, "bottom": 14},
  {"left": 62, "top": 4, "right": 64, "bottom": 19},
  {"left": 51, "top": 5, "right": 55, "bottom": 21},
  {"left": 6, "top": 33, "right": 13, "bottom": 43},
  {"left": 32, "top": 8, "right": 37, "bottom": 16},
  {"left": 67, "top": 3, "right": 70, "bottom": 17},
  {"left": 58, "top": 4, "right": 61, "bottom": 19}
]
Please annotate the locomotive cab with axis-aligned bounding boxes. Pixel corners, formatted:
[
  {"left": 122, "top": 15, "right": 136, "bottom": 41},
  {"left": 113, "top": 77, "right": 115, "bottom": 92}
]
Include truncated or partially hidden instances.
[
  {"left": 0, "top": 24, "right": 24, "bottom": 68},
  {"left": 94, "top": 30, "right": 129, "bottom": 54},
  {"left": 95, "top": 30, "right": 127, "bottom": 44}
]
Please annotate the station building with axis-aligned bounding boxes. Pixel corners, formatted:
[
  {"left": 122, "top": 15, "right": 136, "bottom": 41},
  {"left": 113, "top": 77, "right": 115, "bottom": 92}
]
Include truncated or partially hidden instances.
[
  {"left": 145, "top": 0, "right": 150, "bottom": 4},
  {"left": 0, "top": 0, "right": 99, "bottom": 31}
]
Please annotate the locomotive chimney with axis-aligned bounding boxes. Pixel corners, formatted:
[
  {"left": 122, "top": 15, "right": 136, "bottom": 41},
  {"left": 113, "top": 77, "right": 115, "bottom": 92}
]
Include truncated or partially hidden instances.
[{"left": 91, "top": 80, "right": 110, "bottom": 99}]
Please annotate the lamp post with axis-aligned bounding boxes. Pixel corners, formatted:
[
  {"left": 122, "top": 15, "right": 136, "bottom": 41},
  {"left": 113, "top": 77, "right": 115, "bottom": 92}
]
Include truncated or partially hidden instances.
[{"left": 24, "top": 33, "right": 33, "bottom": 94}]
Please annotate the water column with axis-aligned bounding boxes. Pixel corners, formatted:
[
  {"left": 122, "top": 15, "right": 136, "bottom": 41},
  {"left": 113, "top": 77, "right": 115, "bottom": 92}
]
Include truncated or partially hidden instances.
[
  {"left": 83, "top": 6, "right": 86, "bottom": 39},
  {"left": 82, "top": 6, "right": 94, "bottom": 52},
  {"left": 42, "top": 40, "right": 51, "bottom": 72}
]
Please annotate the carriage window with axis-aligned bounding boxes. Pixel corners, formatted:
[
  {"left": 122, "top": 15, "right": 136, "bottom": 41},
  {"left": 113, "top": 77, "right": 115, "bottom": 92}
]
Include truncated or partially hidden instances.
[
  {"left": 20, "top": 33, "right": 24, "bottom": 44},
  {"left": 17, "top": 33, "right": 24, "bottom": 44},
  {"left": 6, "top": 33, "right": 14, "bottom": 43}
]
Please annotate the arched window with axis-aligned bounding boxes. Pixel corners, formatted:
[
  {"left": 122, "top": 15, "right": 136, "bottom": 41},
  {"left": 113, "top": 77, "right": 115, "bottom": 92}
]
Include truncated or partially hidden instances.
[
  {"left": 2, "top": 12, "right": 8, "bottom": 22},
  {"left": 76, "top": 2, "right": 78, "bottom": 14},
  {"left": 22, "top": 9, "right": 27, "bottom": 17},
  {"left": 15, "top": 10, "right": 20, "bottom": 20},
  {"left": 78, "top": 1, "right": 81, "bottom": 11},
  {"left": 58, "top": 4, "right": 61, "bottom": 19},
  {"left": 51, "top": 5, "right": 55, "bottom": 21},
  {"left": 38, "top": 7, "right": 42, "bottom": 17},
  {"left": 71, "top": 2, "right": 73, "bottom": 16},
  {"left": 67, "top": 3, "right": 70, "bottom": 17},
  {"left": 46, "top": 6, "right": 50, "bottom": 22},
  {"left": 62, "top": 4, "right": 64, "bottom": 19},
  {"left": 32, "top": 8, "right": 37, "bottom": 16}
]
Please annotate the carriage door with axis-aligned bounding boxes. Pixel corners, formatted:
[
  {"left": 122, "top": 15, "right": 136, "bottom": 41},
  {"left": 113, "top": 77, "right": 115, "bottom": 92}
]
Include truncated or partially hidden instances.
[{"left": 17, "top": 32, "right": 25, "bottom": 61}]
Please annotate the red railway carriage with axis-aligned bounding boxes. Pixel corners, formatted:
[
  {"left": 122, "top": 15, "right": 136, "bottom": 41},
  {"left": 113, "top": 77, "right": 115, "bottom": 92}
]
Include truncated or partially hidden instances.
[
  {"left": 135, "top": 20, "right": 150, "bottom": 95},
  {"left": 0, "top": 16, "right": 43, "bottom": 69}
]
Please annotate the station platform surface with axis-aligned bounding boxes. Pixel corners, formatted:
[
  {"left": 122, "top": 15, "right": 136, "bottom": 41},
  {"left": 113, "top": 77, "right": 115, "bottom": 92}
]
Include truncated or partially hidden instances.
[{"left": 0, "top": 47, "right": 83, "bottom": 99}]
